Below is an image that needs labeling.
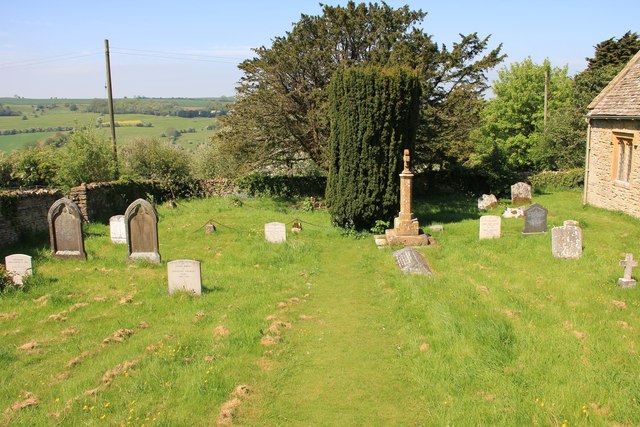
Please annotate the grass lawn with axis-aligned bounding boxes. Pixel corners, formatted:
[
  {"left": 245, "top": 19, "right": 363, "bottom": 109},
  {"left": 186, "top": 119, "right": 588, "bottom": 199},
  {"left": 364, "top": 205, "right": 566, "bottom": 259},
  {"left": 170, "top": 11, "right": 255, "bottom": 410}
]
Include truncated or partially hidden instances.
[{"left": 1, "top": 191, "right": 639, "bottom": 426}]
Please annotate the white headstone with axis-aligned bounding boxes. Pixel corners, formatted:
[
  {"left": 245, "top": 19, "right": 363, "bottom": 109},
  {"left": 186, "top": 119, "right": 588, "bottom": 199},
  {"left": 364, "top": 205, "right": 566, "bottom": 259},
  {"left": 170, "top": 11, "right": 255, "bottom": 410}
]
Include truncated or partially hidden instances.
[
  {"left": 551, "top": 226, "right": 582, "bottom": 259},
  {"left": 265, "top": 222, "right": 286, "bottom": 243},
  {"left": 109, "top": 215, "right": 126, "bottom": 244},
  {"left": 5, "top": 254, "right": 32, "bottom": 285},
  {"left": 479, "top": 215, "right": 501, "bottom": 240},
  {"left": 167, "top": 260, "right": 202, "bottom": 295}
]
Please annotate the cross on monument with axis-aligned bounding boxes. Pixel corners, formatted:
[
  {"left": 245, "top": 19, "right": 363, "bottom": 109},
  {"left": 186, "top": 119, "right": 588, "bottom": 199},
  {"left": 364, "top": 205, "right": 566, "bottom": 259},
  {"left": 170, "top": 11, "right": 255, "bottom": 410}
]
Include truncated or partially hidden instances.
[{"left": 618, "top": 253, "right": 638, "bottom": 288}]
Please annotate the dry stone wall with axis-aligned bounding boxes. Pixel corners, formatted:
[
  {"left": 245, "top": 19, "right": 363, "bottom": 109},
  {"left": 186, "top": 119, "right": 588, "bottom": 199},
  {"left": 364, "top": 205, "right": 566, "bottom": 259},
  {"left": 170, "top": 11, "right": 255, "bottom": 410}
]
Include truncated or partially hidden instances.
[
  {"left": 0, "top": 189, "right": 62, "bottom": 248},
  {"left": 584, "top": 119, "right": 640, "bottom": 217}
]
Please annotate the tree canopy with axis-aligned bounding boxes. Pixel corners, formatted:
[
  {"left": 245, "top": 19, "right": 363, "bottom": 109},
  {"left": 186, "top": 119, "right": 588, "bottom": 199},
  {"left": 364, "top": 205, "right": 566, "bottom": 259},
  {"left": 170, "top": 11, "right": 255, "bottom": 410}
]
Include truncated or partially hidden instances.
[{"left": 218, "top": 1, "right": 504, "bottom": 174}]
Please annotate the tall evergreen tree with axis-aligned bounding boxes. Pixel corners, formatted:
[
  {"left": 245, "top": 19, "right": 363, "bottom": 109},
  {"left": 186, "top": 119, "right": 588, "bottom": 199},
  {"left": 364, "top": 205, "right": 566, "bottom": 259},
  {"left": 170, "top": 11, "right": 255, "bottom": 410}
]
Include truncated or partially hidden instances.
[
  {"left": 218, "top": 1, "right": 503, "bottom": 174},
  {"left": 326, "top": 67, "right": 421, "bottom": 230}
]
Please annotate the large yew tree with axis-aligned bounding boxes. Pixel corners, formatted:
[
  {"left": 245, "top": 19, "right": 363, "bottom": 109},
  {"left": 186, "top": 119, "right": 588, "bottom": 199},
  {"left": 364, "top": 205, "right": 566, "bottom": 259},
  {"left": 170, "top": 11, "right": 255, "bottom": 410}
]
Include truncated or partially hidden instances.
[
  {"left": 219, "top": 1, "right": 504, "bottom": 174},
  {"left": 326, "top": 67, "right": 421, "bottom": 229}
]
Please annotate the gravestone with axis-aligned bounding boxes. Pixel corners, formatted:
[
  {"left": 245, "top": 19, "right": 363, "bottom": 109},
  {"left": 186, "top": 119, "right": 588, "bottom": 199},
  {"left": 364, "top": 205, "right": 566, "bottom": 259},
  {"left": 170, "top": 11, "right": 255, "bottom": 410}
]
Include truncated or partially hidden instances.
[
  {"left": 392, "top": 247, "right": 432, "bottom": 275},
  {"left": 522, "top": 204, "right": 548, "bottom": 235},
  {"left": 479, "top": 215, "right": 501, "bottom": 240},
  {"left": 618, "top": 253, "right": 638, "bottom": 288},
  {"left": 47, "top": 197, "right": 87, "bottom": 260},
  {"left": 124, "top": 199, "right": 160, "bottom": 263},
  {"left": 502, "top": 207, "right": 524, "bottom": 218},
  {"left": 205, "top": 224, "right": 216, "bottom": 234},
  {"left": 109, "top": 215, "right": 126, "bottom": 244},
  {"left": 551, "top": 226, "right": 582, "bottom": 259},
  {"left": 563, "top": 220, "right": 580, "bottom": 227},
  {"left": 4, "top": 254, "right": 32, "bottom": 285},
  {"left": 477, "top": 194, "right": 498, "bottom": 210},
  {"left": 167, "top": 260, "right": 202, "bottom": 295},
  {"left": 265, "top": 222, "right": 286, "bottom": 243},
  {"left": 511, "top": 182, "right": 532, "bottom": 206}
]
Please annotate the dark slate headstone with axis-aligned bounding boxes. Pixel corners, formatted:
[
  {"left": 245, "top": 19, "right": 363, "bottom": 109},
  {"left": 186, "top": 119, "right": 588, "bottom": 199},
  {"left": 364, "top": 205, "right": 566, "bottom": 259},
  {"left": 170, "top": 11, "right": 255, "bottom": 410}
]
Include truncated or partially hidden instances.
[
  {"left": 392, "top": 247, "right": 432, "bottom": 275},
  {"left": 124, "top": 199, "right": 160, "bottom": 263},
  {"left": 47, "top": 197, "right": 86, "bottom": 260},
  {"left": 522, "top": 203, "right": 548, "bottom": 235}
]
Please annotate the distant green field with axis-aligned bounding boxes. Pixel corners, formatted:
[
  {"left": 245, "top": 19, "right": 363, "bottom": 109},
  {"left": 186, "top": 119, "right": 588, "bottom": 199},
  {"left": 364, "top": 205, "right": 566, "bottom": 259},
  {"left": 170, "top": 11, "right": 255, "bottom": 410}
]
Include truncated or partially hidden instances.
[
  {"left": 0, "top": 108, "right": 220, "bottom": 153},
  {"left": 0, "top": 97, "right": 233, "bottom": 108},
  {"left": 0, "top": 132, "right": 60, "bottom": 152}
]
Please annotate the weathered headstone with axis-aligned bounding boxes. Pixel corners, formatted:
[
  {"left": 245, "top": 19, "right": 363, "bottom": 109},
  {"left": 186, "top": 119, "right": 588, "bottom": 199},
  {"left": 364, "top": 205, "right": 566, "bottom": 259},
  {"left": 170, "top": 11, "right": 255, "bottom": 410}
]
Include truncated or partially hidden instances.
[
  {"left": 618, "top": 253, "right": 638, "bottom": 288},
  {"left": 265, "top": 222, "right": 286, "bottom": 243},
  {"left": 4, "top": 254, "right": 32, "bottom": 285},
  {"left": 477, "top": 194, "right": 498, "bottom": 210},
  {"left": 479, "top": 215, "right": 501, "bottom": 240},
  {"left": 511, "top": 182, "right": 532, "bottom": 206},
  {"left": 109, "top": 215, "right": 126, "bottom": 244},
  {"left": 563, "top": 220, "right": 580, "bottom": 227},
  {"left": 392, "top": 247, "right": 432, "bottom": 275},
  {"left": 522, "top": 204, "right": 548, "bottom": 234},
  {"left": 502, "top": 207, "right": 524, "bottom": 219},
  {"left": 124, "top": 199, "right": 160, "bottom": 263},
  {"left": 47, "top": 197, "right": 87, "bottom": 260},
  {"left": 167, "top": 260, "right": 202, "bottom": 295},
  {"left": 205, "top": 223, "right": 216, "bottom": 234},
  {"left": 551, "top": 226, "right": 582, "bottom": 259}
]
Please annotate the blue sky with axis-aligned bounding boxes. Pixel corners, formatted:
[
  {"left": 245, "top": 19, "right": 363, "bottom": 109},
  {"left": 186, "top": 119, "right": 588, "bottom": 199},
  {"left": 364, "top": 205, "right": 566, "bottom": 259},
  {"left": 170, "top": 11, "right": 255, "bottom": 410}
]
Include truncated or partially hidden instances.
[{"left": 1, "top": 1, "right": 638, "bottom": 98}]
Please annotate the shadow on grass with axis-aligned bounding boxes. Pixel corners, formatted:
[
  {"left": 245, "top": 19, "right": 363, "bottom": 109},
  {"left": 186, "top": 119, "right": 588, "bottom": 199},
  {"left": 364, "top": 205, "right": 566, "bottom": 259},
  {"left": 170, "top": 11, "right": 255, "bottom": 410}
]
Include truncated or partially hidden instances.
[
  {"left": 202, "top": 285, "right": 224, "bottom": 294},
  {"left": 414, "top": 194, "right": 482, "bottom": 225},
  {"left": 0, "top": 232, "right": 50, "bottom": 261}
]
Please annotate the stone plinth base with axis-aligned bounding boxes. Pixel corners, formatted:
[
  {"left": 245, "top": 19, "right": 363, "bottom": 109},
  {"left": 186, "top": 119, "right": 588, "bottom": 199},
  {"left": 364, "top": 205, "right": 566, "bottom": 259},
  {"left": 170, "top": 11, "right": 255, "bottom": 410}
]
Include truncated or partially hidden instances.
[
  {"left": 385, "top": 229, "right": 431, "bottom": 246},
  {"left": 618, "top": 278, "right": 637, "bottom": 289}
]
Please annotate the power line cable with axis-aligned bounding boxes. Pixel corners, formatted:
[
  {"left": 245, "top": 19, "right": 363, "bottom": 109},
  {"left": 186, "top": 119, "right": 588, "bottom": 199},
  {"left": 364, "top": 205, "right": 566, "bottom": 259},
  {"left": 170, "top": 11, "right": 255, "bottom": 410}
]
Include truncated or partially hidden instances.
[
  {"left": 110, "top": 46, "right": 247, "bottom": 62},
  {"left": 0, "top": 51, "right": 102, "bottom": 70}
]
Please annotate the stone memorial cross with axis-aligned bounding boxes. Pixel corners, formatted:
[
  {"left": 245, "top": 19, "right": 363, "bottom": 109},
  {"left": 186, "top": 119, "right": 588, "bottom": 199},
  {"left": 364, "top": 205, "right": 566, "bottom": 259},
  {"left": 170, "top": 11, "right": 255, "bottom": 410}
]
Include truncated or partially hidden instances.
[
  {"left": 385, "top": 149, "right": 429, "bottom": 246},
  {"left": 618, "top": 253, "right": 638, "bottom": 288}
]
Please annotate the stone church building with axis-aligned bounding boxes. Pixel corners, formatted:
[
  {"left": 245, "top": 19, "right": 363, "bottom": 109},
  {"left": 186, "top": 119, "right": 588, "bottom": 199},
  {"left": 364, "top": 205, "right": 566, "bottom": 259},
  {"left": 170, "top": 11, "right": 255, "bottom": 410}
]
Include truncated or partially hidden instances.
[{"left": 583, "top": 50, "right": 640, "bottom": 217}]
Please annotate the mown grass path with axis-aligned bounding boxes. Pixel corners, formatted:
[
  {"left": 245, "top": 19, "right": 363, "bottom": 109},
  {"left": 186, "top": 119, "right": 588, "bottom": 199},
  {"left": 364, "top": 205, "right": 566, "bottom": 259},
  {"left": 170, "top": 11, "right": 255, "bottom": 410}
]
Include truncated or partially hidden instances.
[{"left": 243, "top": 240, "right": 426, "bottom": 425}]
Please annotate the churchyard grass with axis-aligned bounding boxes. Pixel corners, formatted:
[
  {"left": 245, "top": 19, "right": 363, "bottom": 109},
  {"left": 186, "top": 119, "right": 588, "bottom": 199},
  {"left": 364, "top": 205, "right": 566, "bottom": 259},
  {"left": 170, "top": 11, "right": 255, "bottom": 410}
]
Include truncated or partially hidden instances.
[{"left": 1, "top": 190, "right": 640, "bottom": 425}]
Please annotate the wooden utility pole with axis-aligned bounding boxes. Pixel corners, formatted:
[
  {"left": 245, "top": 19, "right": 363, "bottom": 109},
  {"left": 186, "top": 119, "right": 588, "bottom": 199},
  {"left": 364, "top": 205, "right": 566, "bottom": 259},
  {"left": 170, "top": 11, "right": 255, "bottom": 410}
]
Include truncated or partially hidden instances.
[
  {"left": 543, "top": 66, "right": 549, "bottom": 131},
  {"left": 104, "top": 39, "right": 119, "bottom": 177}
]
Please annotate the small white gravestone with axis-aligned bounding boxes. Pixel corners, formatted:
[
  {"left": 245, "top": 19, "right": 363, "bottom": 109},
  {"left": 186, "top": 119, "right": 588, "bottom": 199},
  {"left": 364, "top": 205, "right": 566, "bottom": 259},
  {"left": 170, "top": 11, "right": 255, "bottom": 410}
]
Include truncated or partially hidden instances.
[
  {"left": 265, "top": 222, "right": 286, "bottom": 243},
  {"left": 479, "top": 215, "right": 501, "bottom": 240},
  {"left": 618, "top": 253, "right": 638, "bottom": 289},
  {"left": 551, "top": 226, "right": 582, "bottom": 259},
  {"left": 5, "top": 254, "right": 32, "bottom": 285},
  {"left": 167, "top": 260, "right": 202, "bottom": 295},
  {"left": 109, "top": 215, "right": 126, "bottom": 244}
]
